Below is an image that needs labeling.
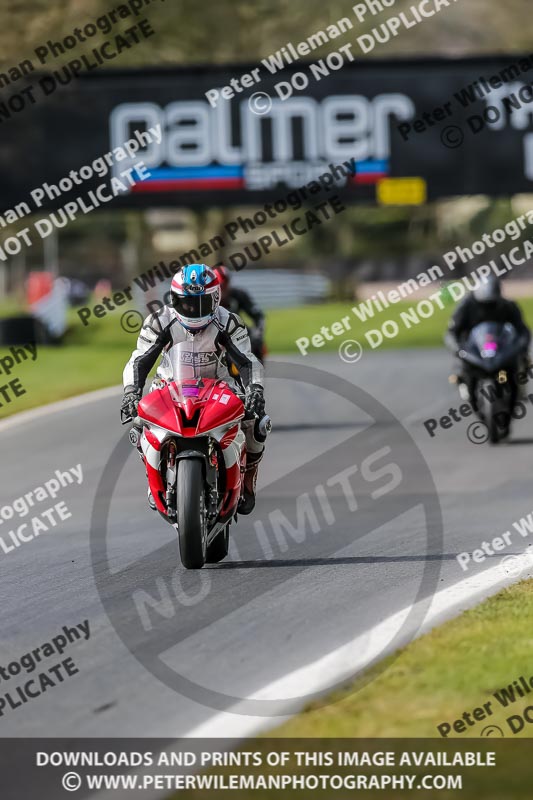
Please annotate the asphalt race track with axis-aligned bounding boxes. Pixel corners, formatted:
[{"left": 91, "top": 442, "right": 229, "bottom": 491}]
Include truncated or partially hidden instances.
[{"left": 1, "top": 350, "right": 533, "bottom": 743}]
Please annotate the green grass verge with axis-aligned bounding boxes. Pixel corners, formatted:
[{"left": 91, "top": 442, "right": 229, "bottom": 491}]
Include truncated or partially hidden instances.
[
  {"left": 266, "top": 579, "right": 533, "bottom": 738},
  {"left": 2, "top": 296, "right": 533, "bottom": 418},
  {"left": 268, "top": 296, "right": 533, "bottom": 353},
  {"left": 0, "top": 311, "right": 133, "bottom": 417}
]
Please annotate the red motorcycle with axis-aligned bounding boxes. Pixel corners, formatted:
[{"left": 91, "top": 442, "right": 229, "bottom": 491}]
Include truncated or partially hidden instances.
[{"left": 124, "top": 342, "right": 269, "bottom": 569}]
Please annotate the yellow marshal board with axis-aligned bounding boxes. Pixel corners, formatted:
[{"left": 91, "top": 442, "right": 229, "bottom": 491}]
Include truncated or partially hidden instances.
[{"left": 377, "top": 177, "right": 427, "bottom": 205}]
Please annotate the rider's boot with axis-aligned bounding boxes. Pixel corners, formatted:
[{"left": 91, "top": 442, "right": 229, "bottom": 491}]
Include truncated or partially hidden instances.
[
  {"left": 517, "top": 354, "right": 530, "bottom": 401},
  {"left": 458, "top": 381, "right": 471, "bottom": 403},
  {"left": 451, "top": 374, "right": 471, "bottom": 403},
  {"left": 238, "top": 450, "right": 263, "bottom": 516}
]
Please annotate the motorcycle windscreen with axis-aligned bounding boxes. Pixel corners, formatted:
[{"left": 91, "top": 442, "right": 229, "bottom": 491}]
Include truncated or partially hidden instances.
[
  {"left": 167, "top": 341, "right": 220, "bottom": 390},
  {"left": 467, "top": 321, "right": 518, "bottom": 358}
]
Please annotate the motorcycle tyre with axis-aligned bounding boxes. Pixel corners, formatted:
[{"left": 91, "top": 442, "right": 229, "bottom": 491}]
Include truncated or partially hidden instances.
[{"left": 177, "top": 459, "right": 207, "bottom": 569}]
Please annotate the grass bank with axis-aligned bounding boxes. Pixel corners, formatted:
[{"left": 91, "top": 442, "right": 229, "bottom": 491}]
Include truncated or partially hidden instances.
[{"left": 268, "top": 296, "right": 533, "bottom": 352}]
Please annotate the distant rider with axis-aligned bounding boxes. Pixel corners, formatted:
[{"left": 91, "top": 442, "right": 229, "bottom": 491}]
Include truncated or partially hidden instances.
[
  {"left": 214, "top": 265, "right": 265, "bottom": 361},
  {"left": 121, "top": 264, "right": 267, "bottom": 515},
  {"left": 447, "top": 276, "right": 531, "bottom": 403}
]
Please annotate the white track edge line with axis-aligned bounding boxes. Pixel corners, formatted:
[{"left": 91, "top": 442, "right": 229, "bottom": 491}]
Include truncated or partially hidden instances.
[
  {"left": 181, "top": 556, "right": 533, "bottom": 738},
  {"left": 0, "top": 384, "right": 122, "bottom": 433},
  {"left": 99, "top": 560, "right": 529, "bottom": 800}
]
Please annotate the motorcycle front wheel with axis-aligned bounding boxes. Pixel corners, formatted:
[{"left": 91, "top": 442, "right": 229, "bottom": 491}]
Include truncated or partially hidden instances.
[
  {"left": 477, "top": 380, "right": 509, "bottom": 444},
  {"left": 176, "top": 459, "right": 207, "bottom": 569}
]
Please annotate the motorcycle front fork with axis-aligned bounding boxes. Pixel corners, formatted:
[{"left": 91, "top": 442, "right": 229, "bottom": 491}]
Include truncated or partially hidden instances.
[{"left": 165, "top": 442, "right": 177, "bottom": 521}]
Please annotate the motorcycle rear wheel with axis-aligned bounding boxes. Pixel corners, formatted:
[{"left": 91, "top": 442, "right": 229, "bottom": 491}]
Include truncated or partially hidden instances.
[{"left": 176, "top": 459, "right": 207, "bottom": 569}]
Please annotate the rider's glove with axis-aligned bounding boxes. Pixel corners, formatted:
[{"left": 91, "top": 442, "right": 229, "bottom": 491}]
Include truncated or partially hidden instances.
[
  {"left": 245, "top": 384, "right": 265, "bottom": 418},
  {"left": 121, "top": 386, "right": 141, "bottom": 420}
]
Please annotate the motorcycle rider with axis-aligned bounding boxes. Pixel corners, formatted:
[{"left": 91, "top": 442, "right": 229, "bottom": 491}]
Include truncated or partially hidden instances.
[
  {"left": 447, "top": 275, "right": 531, "bottom": 405},
  {"left": 214, "top": 265, "right": 265, "bottom": 361},
  {"left": 121, "top": 264, "right": 267, "bottom": 515}
]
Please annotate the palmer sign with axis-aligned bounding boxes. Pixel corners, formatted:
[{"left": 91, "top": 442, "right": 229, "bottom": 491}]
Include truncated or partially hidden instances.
[{"left": 109, "top": 94, "right": 413, "bottom": 192}]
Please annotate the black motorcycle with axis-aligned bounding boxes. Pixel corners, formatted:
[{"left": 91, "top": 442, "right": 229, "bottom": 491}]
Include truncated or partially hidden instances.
[{"left": 449, "top": 322, "right": 525, "bottom": 444}]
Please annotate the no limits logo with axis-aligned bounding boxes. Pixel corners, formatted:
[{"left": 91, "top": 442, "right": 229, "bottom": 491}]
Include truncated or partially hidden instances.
[{"left": 90, "top": 361, "right": 443, "bottom": 716}]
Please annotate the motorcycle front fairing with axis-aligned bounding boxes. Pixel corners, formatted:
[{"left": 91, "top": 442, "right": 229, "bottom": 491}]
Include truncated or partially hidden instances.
[
  {"left": 136, "top": 341, "right": 246, "bottom": 523},
  {"left": 461, "top": 322, "right": 522, "bottom": 374},
  {"left": 139, "top": 379, "right": 244, "bottom": 438}
]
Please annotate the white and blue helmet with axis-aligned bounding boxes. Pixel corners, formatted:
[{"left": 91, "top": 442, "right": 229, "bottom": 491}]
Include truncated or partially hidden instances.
[{"left": 170, "top": 264, "right": 221, "bottom": 330}]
